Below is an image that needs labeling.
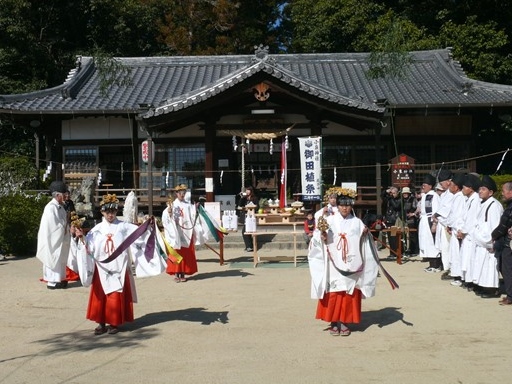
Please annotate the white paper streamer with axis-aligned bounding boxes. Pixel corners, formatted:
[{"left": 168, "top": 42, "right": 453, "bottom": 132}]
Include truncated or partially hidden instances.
[{"left": 495, "top": 148, "right": 510, "bottom": 174}]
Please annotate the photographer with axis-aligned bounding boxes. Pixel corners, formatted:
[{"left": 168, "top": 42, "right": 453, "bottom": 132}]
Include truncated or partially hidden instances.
[{"left": 382, "top": 186, "right": 402, "bottom": 257}]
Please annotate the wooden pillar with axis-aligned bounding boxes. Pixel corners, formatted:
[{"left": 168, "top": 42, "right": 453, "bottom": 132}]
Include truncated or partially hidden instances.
[
  {"left": 375, "top": 123, "right": 383, "bottom": 215},
  {"left": 147, "top": 135, "right": 154, "bottom": 216}
]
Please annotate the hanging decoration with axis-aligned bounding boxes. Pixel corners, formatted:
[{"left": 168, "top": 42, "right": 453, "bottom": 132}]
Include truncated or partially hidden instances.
[
  {"left": 495, "top": 148, "right": 510, "bottom": 174},
  {"left": 269, "top": 138, "right": 273, "bottom": 155},
  {"left": 97, "top": 168, "right": 102, "bottom": 186},
  {"left": 43, "top": 162, "right": 53, "bottom": 182},
  {"left": 221, "top": 124, "right": 295, "bottom": 193},
  {"left": 241, "top": 142, "right": 246, "bottom": 190},
  {"left": 333, "top": 167, "right": 337, "bottom": 186},
  {"left": 220, "top": 170, "right": 223, "bottom": 185}
]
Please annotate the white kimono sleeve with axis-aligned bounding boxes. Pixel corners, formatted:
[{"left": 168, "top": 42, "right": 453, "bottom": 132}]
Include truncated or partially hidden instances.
[
  {"left": 132, "top": 224, "right": 167, "bottom": 278},
  {"left": 76, "top": 238, "right": 95, "bottom": 287}
]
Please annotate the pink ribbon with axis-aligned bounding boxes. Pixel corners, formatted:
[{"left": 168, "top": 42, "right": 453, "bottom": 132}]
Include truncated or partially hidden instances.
[
  {"left": 337, "top": 233, "right": 349, "bottom": 263},
  {"left": 104, "top": 233, "right": 115, "bottom": 255}
]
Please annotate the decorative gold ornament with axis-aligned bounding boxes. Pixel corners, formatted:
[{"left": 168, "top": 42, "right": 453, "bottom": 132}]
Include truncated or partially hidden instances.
[
  {"left": 100, "top": 194, "right": 119, "bottom": 206},
  {"left": 70, "top": 211, "right": 85, "bottom": 228},
  {"left": 317, "top": 216, "right": 330, "bottom": 232},
  {"left": 253, "top": 83, "right": 270, "bottom": 101}
]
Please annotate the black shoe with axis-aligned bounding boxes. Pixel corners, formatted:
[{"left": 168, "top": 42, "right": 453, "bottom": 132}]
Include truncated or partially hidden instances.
[
  {"left": 480, "top": 289, "right": 501, "bottom": 299},
  {"left": 47, "top": 282, "right": 66, "bottom": 290}
]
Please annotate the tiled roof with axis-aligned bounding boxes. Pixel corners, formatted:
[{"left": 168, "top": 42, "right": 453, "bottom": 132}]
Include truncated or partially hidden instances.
[{"left": 2, "top": 48, "right": 512, "bottom": 116}]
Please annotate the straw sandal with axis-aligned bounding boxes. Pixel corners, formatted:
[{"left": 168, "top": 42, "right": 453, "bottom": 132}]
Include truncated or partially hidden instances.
[{"left": 94, "top": 325, "right": 107, "bottom": 335}]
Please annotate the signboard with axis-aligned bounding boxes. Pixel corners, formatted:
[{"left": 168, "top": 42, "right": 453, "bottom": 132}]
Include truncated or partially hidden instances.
[
  {"left": 141, "top": 140, "right": 154, "bottom": 163},
  {"left": 391, "top": 153, "right": 415, "bottom": 187},
  {"left": 204, "top": 202, "right": 221, "bottom": 225},
  {"left": 215, "top": 195, "right": 237, "bottom": 212},
  {"left": 299, "top": 137, "right": 322, "bottom": 201}
]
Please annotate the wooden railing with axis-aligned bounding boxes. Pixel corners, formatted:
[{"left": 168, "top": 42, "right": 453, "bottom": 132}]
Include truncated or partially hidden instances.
[{"left": 353, "top": 186, "right": 382, "bottom": 216}]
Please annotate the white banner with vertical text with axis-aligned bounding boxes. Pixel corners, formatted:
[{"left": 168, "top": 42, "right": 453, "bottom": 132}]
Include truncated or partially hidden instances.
[{"left": 298, "top": 137, "right": 322, "bottom": 201}]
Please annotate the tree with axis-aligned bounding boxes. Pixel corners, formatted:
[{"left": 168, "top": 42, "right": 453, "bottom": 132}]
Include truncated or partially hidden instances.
[
  {"left": 156, "top": 0, "right": 284, "bottom": 55},
  {"left": 438, "top": 16, "right": 512, "bottom": 83},
  {"left": 0, "top": 0, "right": 90, "bottom": 93},
  {"left": 286, "top": 0, "right": 385, "bottom": 53}
]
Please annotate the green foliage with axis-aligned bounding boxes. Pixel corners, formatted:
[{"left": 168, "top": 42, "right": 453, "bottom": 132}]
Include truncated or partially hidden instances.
[
  {"left": 366, "top": 16, "right": 414, "bottom": 79},
  {"left": 0, "top": 122, "right": 37, "bottom": 158},
  {"left": 288, "top": 0, "right": 384, "bottom": 53},
  {"left": 93, "top": 48, "right": 134, "bottom": 98},
  {"left": 0, "top": 156, "right": 39, "bottom": 196},
  {"left": 439, "top": 16, "right": 512, "bottom": 83},
  {"left": 489, "top": 175, "right": 512, "bottom": 204},
  {"left": 0, "top": 193, "right": 49, "bottom": 255}
]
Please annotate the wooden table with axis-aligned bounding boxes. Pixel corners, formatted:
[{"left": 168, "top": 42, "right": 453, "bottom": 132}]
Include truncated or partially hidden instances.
[{"left": 249, "top": 226, "right": 303, "bottom": 267}]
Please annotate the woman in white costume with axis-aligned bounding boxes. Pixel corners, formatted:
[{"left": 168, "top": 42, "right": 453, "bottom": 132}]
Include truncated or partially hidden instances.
[
  {"left": 76, "top": 194, "right": 165, "bottom": 335},
  {"left": 162, "top": 184, "right": 205, "bottom": 282},
  {"left": 308, "top": 188, "right": 378, "bottom": 337}
]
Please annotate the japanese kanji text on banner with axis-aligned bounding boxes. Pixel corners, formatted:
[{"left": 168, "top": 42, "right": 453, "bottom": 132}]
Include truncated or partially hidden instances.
[
  {"left": 299, "top": 137, "right": 322, "bottom": 201},
  {"left": 390, "top": 153, "right": 415, "bottom": 188}
]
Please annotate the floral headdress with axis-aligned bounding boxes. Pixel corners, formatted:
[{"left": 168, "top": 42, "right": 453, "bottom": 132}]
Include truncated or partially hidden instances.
[
  {"left": 100, "top": 193, "right": 119, "bottom": 211},
  {"left": 323, "top": 187, "right": 357, "bottom": 203},
  {"left": 173, "top": 184, "right": 188, "bottom": 192}
]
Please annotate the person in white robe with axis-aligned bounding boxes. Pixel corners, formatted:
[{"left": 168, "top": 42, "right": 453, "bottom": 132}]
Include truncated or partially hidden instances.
[
  {"left": 445, "top": 174, "right": 466, "bottom": 284},
  {"left": 457, "top": 174, "right": 482, "bottom": 290},
  {"left": 308, "top": 189, "right": 378, "bottom": 337},
  {"left": 314, "top": 191, "right": 339, "bottom": 222},
  {"left": 162, "top": 184, "right": 205, "bottom": 282},
  {"left": 432, "top": 170, "right": 454, "bottom": 274},
  {"left": 418, "top": 174, "right": 440, "bottom": 271},
  {"left": 36, "top": 181, "right": 71, "bottom": 289},
  {"left": 472, "top": 175, "right": 503, "bottom": 297},
  {"left": 76, "top": 194, "right": 165, "bottom": 335}
]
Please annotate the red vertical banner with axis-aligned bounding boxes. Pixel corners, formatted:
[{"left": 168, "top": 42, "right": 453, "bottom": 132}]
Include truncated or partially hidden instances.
[{"left": 279, "top": 138, "right": 287, "bottom": 208}]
